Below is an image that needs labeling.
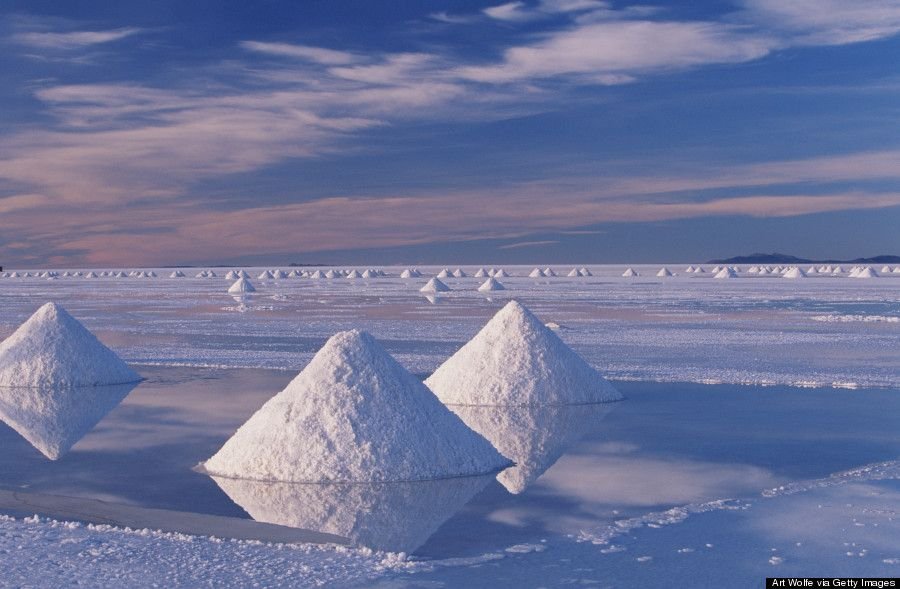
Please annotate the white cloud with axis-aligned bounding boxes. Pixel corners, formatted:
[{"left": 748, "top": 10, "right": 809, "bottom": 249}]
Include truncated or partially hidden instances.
[
  {"left": 457, "top": 21, "right": 776, "bottom": 83},
  {"left": 12, "top": 27, "right": 141, "bottom": 50},
  {"left": 741, "top": 0, "right": 900, "bottom": 45},
  {"left": 483, "top": 2, "right": 541, "bottom": 22}
]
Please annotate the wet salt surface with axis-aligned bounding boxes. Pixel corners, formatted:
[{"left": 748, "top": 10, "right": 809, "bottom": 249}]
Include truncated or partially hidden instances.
[{"left": 0, "top": 366, "right": 897, "bottom": 561}]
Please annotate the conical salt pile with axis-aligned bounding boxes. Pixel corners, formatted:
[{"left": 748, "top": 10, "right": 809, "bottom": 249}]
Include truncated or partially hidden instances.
[
  {"left": 656, "top": 267, "right": 673, "bottom": 277},
  {"left": 346, "top": 270, "right": 362, "bottom": 279},
  {"left": 425, "top": 301, "right": 623, "bottom": 406},
  {"left": 494, "top": 269, "right": 509, "bottom": 278},
  {"left": 228, "top": 278, "right": 256, "bottom": 293},
  {"left": 474, "top": 268, "right": 488, "bottom": 278},
  {"left": 854, "top": 266, "right": 878, "bottom": 278},
  {"left": 436, "top": 268, "right": 452, "bottom": 278},
  {"left": 453, "top": 268, "right": 466, "bottom": 278},
  {"left": 714, "top": 267, "right": 737, "bottom": 279},
  {"left": 567, "top": 268, "right": 580, "bottom": 277},
  {"left": 0, "top": 303, "right": 141, "bottom": 389},
  {"left": 420, "top": 277, "right": 450, "bottom": 293},
  {"left": 203, "top": 330, "right": 510, "bottom": 482},
  {"left": 622, "top": 268, "right": 638, "bottom": 277},
  {"left": 400, "top": 269, "right": 414, "bottom": 278},
  {"left": 0, "top": 303, "right": 141, "bottom": 459},
  {"left": 783, "top": 267, "right": 806, "bottom": 279},
  {"left": 478, "top": 277, "right": 505, "bottom": 292},
  {"left": 529, "top": 268, "right": 545, "bottom": 278},
  {"left": 579, "top": 267, "right": 592, "bottom": 276}
]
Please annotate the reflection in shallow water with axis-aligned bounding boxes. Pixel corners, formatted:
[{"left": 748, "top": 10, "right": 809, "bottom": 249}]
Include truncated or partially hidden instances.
[
  {"left": 210, "top": 473, "right": 494, "bottom": 553},
  {"left": 451, "top": 404, "right": 613, "bottom": 493},
  {"left": 0, "top": 382, "right": 138, "bottom": 460}
]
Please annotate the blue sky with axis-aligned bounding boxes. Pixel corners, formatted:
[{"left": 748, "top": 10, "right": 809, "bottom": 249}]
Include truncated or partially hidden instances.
[{"left": 1, "top": 0, "right": 899, "bottom": 266}]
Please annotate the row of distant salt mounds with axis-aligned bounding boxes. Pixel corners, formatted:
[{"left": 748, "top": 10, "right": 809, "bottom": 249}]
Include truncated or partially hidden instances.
[
  {"left": 0, "top": 303, "right": 142, "bottom": 459},
  {"left": 201, "top": 301, "right": 622, "bottom": 484}
]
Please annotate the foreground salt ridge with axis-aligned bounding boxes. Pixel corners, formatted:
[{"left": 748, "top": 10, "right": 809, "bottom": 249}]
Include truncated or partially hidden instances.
[
  {"left": 426, "top": 301, "right": 623, "bottom": 405},
  {"left": 574, "top": 458, "right": 900, "bottom": 547},
  {"left": 203, "top": 330, "right": 511, "bottom": 483}
]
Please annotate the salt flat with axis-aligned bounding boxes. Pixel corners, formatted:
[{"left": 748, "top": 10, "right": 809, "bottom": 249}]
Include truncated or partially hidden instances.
[{"left": 0, "top": 265, "right": 897, "bottom": 587}]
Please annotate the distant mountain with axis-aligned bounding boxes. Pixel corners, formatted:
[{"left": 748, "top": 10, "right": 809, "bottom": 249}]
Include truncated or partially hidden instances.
[{"left": 708, "top": 252, "right": 900, "bottom": 264}]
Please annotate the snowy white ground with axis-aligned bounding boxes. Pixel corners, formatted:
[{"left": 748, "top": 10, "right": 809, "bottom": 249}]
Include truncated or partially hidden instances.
[{"left": 0, "top": 265, "right": 898, "bottom": 587}]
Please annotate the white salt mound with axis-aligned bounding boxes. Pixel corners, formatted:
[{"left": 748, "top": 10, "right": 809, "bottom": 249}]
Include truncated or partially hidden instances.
[
  {"left": 478, "top": 277, "right": 505, "bottom": 292},
  {"left": 0, "top": 303, "right": 141, "bottom": 389},
  {"left": 494, "top": 269, "right": 509, "bottom": 278},
  {"left": 714, "top": 267, "right": 737, "bottom": 279},
  {"left": 656, "top": 267, "right": 673, "bottom": 277},
  {"left": 622, "top": 268, "right": 638, "bottom": 277},
  {"left": 854, "top": 267, "right": 878, "bottom": 278},
  {"left": 203, "top": 330, "right": 510, "bottom": 482},
  {"left": 425, "top": 301, "right": 623, "bottom": 406},
  {"left": 228, "top": 278, "right": 256, "bottom": 294},
  {"left": 783, "top": 267, "right": 806, "bottom": 279},
  {"left": 420, "top": 277, "right": 450, "bottom": 293},
  {"left": 529, "top": 268, "right": 544, "bottom": 278},
  {"left": 567, "top": 268, "right": 579, "bottom": 277}
]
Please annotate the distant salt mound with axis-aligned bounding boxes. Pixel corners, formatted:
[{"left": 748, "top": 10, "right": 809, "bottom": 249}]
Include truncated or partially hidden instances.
[
  {"left": 420, "top": 277, "right": 450, "bottom": 293},
  {"left": 494, "top": 269, "right": 509, "bottom": 278},
  {"left": 474, "top": 268, "right": 488, "bottom": 278},
  {"left": 453, "top": 268, "right": 466, "bottom": 278},
  {"left": 324, "top": 270, "right": 338, "bottom": 279},
  {"left": 478, "top": 277, "right": 505, "bottom": 292},
  {"left": 881, "top": 266, "right": 891, "bottom": 273},
  {"left": 656, "top": 267, "right": 673, "bottom": 277},
  {"left": 0, "top": 303, "right": 141, "bottom": 389},
  {"left": 346, "top": 270, "right": 362, "bottom": 279},
  {"left": 203, "top": 330, "right": 510, "bottom": 482},
  {"left": 209, "top": 474, "right": 492, "bottom": 553},
  {"left": 783, "top": 267, "right": 806, "bottom": 279},
  {"left": 436, "top": 268, "right": 452, "bottom": 278},
  {"left": 225, "top": 270, "right": 238, "bottom": 280},
  {"left": 451, "top": 404, "right": 612, "bottom": 494},
  {"left": 425, "top": 301, "right": 623, "bottom": 406},
  {"left": 622, "top": 268, "right": 638, "bottom": 277},
  {"left": 400, "top": 269, "right": 415, "bottom": 278},
  {"left": 579, "top": 267, "right": 592, "bottom": 276},
  {"left": 567, "top": 268, "right": 580, "bottom": 277},
  {"left": 361, "top": 269, "right": 376, "bottom": 279},
  {"left": 854, "top": 266, "right": 878, "bottom": 278},
  {"left": 228, "top": 278, "right": 256, "bottom": 293},
  {"left": 529, "top": 268, "right": 545, "bottom": 278},
  {"left": 170, "top": 271, "right": 185, "bottom": 278},
  {"left": 714, "top": 267, "right": 737, "bottom": 279},
  {"left": 310, "top": 270, "right": 325, "bottom": 279},
  {"left": 544, "top": 268, "right": 556, "bottom": 277}
]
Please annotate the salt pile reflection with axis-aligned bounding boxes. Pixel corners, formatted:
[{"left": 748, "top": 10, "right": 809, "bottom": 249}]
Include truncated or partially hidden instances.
[
  {"left": 210, "top": 473, "right": 494, "bottom": 553},
  {"left": 450, "top": 403, "right": 614, "bottom": 493},
  {"left": 0, "top": 382, "right": 138, "bottom": 459}
]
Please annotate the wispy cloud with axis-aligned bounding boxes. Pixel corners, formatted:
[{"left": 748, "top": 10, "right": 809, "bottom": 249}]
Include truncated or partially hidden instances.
[
  {"left": 499, "top": 240, "right": 561, "bottom": 249},
  {"left": 240, "top": 41, "right": 361, "bottom": 65},
  {"left": 12, "top": 27, "right": 141, "bottom": 49}
]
